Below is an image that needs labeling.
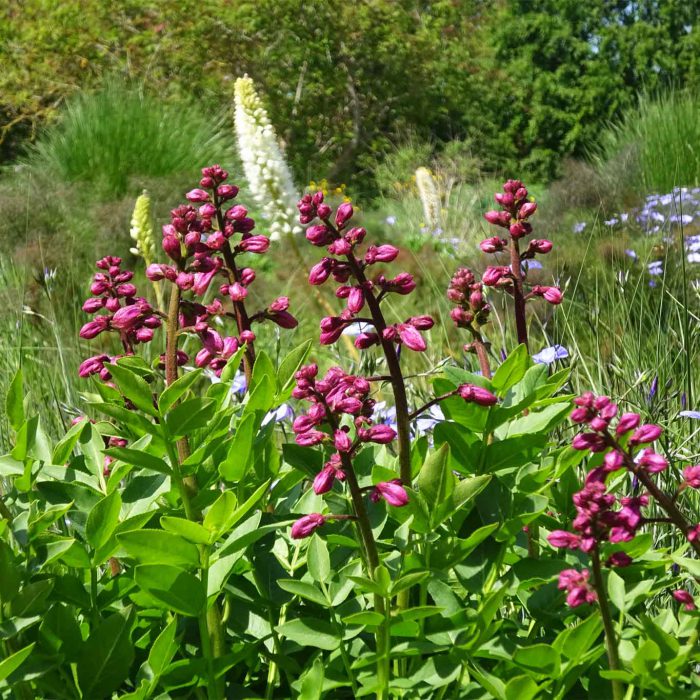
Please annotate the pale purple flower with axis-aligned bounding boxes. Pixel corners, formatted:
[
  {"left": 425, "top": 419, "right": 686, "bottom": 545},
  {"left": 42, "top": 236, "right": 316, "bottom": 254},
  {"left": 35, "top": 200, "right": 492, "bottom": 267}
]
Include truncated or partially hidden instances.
[
  {"left": 680, "top": 410, "right": 700, "bottom": 419},
  {"left": 533, "top": 344, "right": 569, "bottom": 365},
  {"left": 572, "top": 222, "right": 587, "bottom": 233},
  {"left": 648, "top": 261, "right": 663, "bottom": 275},
  {"left": 624, "top": 249, "right": 638, "bottom": 261},
  {"left": 262, "top": 403, "right": 294, "bottom": 427},
  {"left": 385, "top": 215, "right": 397, "bottom": 226}
]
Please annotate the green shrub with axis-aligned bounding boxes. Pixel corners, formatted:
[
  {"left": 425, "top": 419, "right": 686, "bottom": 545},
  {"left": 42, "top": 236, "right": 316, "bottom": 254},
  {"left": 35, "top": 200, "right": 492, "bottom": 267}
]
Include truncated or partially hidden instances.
[
  {"left": 26, "top": 81, "right": 233, "bottom": 198},
  {"left": 595, "top": 90, "right": 700, "bottom": 197}
]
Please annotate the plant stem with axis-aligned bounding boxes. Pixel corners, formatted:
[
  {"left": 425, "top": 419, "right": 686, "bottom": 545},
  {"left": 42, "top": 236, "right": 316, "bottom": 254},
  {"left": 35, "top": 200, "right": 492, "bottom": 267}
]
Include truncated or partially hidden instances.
[
  {"left": 472, "top": 334, "right": 492, "bottom": 379},
  {"left": 197, "top": 553, "right": 220, "bottom": 700},
  {"left": 591, "top": 547, "right": 624, "bottom": 700},
  {"left": 213, "top": 193, "right": 256, "bottom": 386},
  {"left": 164, "top": 283, "right": 199, "bottom": 505},
  {"left": 508, "top": 238, "right": 529, "bottom": 350},
  {"left": 344, "top": 254, "right": 412, "bottom": 485}
]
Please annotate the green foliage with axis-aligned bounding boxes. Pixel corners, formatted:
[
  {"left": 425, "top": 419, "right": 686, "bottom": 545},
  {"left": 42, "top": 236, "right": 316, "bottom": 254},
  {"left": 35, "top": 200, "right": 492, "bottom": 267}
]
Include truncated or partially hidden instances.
[{"left": 26, "top": 81, "right": 232, "bottom": 199}]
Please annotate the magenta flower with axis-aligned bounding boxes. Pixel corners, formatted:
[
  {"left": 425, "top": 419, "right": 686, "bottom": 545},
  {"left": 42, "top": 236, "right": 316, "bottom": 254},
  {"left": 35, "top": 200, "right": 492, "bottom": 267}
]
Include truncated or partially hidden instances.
[
  {"left": 547, "top": 530, "right": 581, "bottom": 549},
  {"left": 629, "top": 424, "right": 662, "bottom": 445},
  {"left": 557, "top": 568, "right": 597, "bottom": 608},
  {"left": 683, "top": 465, "right": 700, "bottom": 488}
]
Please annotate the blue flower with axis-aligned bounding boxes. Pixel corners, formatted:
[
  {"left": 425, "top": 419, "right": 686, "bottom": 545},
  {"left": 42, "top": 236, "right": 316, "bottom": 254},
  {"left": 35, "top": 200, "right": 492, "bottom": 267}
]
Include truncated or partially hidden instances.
[
  {"left": 624, "top": 249, "right": 638, "bottom": 261},
  {"left": 604, "top": 217, "right": 619, "bottom": 227},
  {"left": 680, "top": 410, "right": 700, "bottom": 420},
  {"left": 342, "top": 321, "right": 373, "bottom": 337},
  {"left": 532, "top": 344, "right": 569, "bottom": 365},
  {"left": 648, "top": 261, "right": 663, "bottom": 275},
  {"left": 231, "top": 371, "right": 247, "bottom": 394},
  {"left": 262, "top": 403, "right": 294, "bottom": 426},
  {"left": 385, "top": 215, "right": 397, "bottom": 226},
  {"left": 522, "top": 259, "right": 543, "bottom": 271},
  {"left": 670, "top": 214, "right": 693, "bottom": 225},
  {"left": 573, "top": 222, "right": 587, "bottom": 233},
  {"left": 415, "top": 405, "right": 445, "bottom": 435}
]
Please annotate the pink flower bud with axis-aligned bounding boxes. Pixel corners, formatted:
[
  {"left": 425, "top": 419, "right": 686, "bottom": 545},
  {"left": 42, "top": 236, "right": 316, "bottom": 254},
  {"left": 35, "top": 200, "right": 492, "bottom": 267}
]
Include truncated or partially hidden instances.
[
  {"left": 480, "top": 236, "right": 507, "bottom": 253},
  {"left": 397, "top": 323, "right": 427, "bottom": 352},
  {"left": 225, "top": 205, "right": 248, "bottom": 221},
  {"left": 616, "top": 413, "right": 641, "bottom": 435},
  {"left": 371, "top": 480, "right": 408, "bottom": 507},
  {"left": 347, "top": 287, "right": 365, "bottom": 313},
  {"left": 365, "top": 244, "right": 399, "bottom": 264},
  {"left": 240, "top": 235, "right": 270, "bottom": 253},
  {"left": 309, "top": 258, "right": 333, "bottom": 285},
  {"left": 296, "top": 430, "right": 327, "bottom": 446},
  {"left": 673, "top": 590, "right": 696, "bottom": 610},
  {"left": 346, "top": 227, "right": 366, "bottom": 245},
  {"left": 317, "top": 202, "right": 332, "bottom": 219},
  {"left": 82, "top": 297, "right": 104, "bottom": 313},
  {"left": 606, "top": 552, "right": 633, "bottom": 568},
  {"left": 162, "top": 235, "right": 182, "bottom": 261},
  {"left": 228, "top": 282, "right": 248, "bottom": 301},
  {"left": 334, "top": 429, "right": 352, "bottom": 453},
  {"left": 199, "top": 203, "right": 216, "bottom": 218},
  {"left": 270, "top": 311, "right": 298, "bottom": 329},
  {"left": 355, "top": 332, "right": 379, "bottom": 349},
  {"left": 458, "top": 384, "right": 498, "bottom": 406},
  {"left": 572, "top": 433, "right": 607, "bottom": 452},
  {"left": 291, "top": 513, "right": 326, "bottom": 539},
  {"left": 111, "top": 305, "right": 143, "bottom": 331},
  {"left": 683, "top": 465, "right": 700, "bottom": 488},
  {"left": 306, "top": 225, "right": 333, "bottom": 247},
  {"left": 186, "top": 188, "right": 210, "bottom": 203},
  {"left": 638, "top": 448, "right": 668, "bottom": 473},
  {"left": 328, "top": 238, "right": 352, "bottom": 256},
  {"left": 529, "top": 239, "right": 553, "bottom": 254},
  {"left": 629, "top": 424, "right": 662, "bottom": 446},
  {"left": 518, "top": 202, "right": 537, "bottom": 219},
  {"left": 408, "top": 315, "right": 434, "bottom": 330},
  {"left": 313, "top": 466, "right": 338, "bottom": 495},
  {"left": 240, "top": 330, "right": 255, "bottom": 343},
  {"left": 547, "top": 530, "right": 581, "bottom": 549},
  {"left": 335, "top": 203, "right": 354, "bottom": 228},
  {"left": 484, "top": 210, "right": 510, "bottom": 228},
  {"left": 494, "top": 192, "right": 514, "bottom": 208},
  {"left": 366, "top": 424, "right": 396, "bottom": 444},
  {"left": 482, "top": 266, "right": 510, "bottom": 286},
  {"left": 216, "top": 184, "right": 239, "bottom": 201},
  {"left": 603, "top": 450, "right": 624, "bottom": 472}
]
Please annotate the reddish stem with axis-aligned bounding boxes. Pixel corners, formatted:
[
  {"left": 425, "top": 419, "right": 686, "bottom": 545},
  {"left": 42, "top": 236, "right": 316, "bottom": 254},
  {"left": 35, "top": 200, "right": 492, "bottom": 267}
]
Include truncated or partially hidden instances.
[{"left": 509, "top": 238, "right": 529, "bottom": 350}]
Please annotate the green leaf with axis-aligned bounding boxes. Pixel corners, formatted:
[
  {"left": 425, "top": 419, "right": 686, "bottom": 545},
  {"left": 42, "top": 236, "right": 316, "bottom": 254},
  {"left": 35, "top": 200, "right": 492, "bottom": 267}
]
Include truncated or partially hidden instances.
[
  {"left": 51, "top": 418, "right": 86, "bottom": 465},
  {"left": 134, "top": 564, "right": 205, "bottom": 616},
  {"left": 0, "top": 542, "right": 20, "bottom": 602},
  {"left": 107, "top": 362, "right": 157, "bottom": 416},
  {"left": 165, "top": 398, "right": 216, "bottom": 437},
  {"left": 148, "top": 617, "right": 178, "bottom": 677},
  {"left": 0, "top": 642, "right": 34, "bottom": 683},
  {"left": 554, "top": 613, "right": 603, "bottom": 659},
  {"left": 607, "top": 570, "right": 626, "bottom": 612},
  {"left": 102, "top": 447, "right": 170, "bottom": 475},
  {"left": 244, "top": 374, "right": 276, "bottom": 414},
  {"left": 671, "top": 554, "right": 700, "bottom": 578},
  {"left": 277, "top": 579, "right": 328, "bottom": 606},
  {"left": 502, "top": 402, "right": 571, "bottom": 438},
  {"left": 505, "top": 675, "right": 539, "bottom": 700},
  {"left": 39, "top": 603, "right": 82, "bottom": 661},
  {"left": 417, "top": 443, "right": 453, "bottom": 517},
  {"left": 307, "top": 534, "right": 330, "bottom": 583},
  {"left": 436, "top": 474, "right": 491, "bottom": 524},
  {"left": 5, "top": 369, "right": 24, "bottom": 432},
  {"left": 250, "top": 350, "right": 276, "bottom": 393},
  {"left": 277, "top": 341, "right": 312, "bottom": 397},
  {"left": 298, "top": 656, "right": 325, "bottom": 700},
  {"left": 391, "top": 571, "right": 429, "bottom": 596},
  {"left": 86, "top": 489, "right": 122, "bottom": 551},
  {"left": 512, "top": 643, "right": 561, "bottom": 678},
  {"left": 117, "top": 530, "right": 200, "bottom": 568},
  {"left": 219, "top": 413, "right": 256, "bottom": 480},
  {"left": 158, "top": 369, "right": 203, "bottom": 415},
  {"left": 219, "top": 345, "right": 247, "bottom": 384},
  {"left": 77, "top": 611, "right": 134, "bottom": 699},
  {"left": 226, "top": 480, "right": 270, "bottom": 531},
  {"left": 491, "top": 343, "right": 529, "bottom": 393},
  {"left": 203, "top": 491, "right": 238, "bottom": 537},
  {"left": 160, "top": 516, "right": 211, "bottom": 544},
  {"left": 276, "top": 618, "right": 341, "bottom": 650},
  {"left": 342, "top": 611, "right": 384, "bottom": 627}
]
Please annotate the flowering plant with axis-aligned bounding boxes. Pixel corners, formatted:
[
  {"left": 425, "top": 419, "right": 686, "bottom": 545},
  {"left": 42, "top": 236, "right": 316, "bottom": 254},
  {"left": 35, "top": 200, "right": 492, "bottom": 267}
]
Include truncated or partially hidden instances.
[{"left": 0, "top": 174, "right": 698, "bottom": 700}]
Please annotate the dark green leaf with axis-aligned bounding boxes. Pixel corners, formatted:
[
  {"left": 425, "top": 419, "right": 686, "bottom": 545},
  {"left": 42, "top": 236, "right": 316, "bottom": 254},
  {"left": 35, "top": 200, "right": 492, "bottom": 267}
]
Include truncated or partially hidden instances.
[
  {"left": 5, "top": 368, "right": 24, "bottom": 432},
  {"left": 491, "top": 344, "right": 529, "bottom": 393},
  {"left": 107, "top": 362, "right": 158, "bottom": 416},
  {"left": 117, "top": 530, "right": 200, "bottom": 568},
  {"left": 276, "top": 618, "right": 340, "bottom": 650},
  {"left": 158, "top": 369, "right": 203, "bottom": 415},
  {"left": 134, "top": 564, "right": 205, "bottom": 616},
  {"left": 165, "top": 398, "right": 216, "bottom": 437},
  {"left": 86, "top": 489, "right": 122, "bottom": 551}
]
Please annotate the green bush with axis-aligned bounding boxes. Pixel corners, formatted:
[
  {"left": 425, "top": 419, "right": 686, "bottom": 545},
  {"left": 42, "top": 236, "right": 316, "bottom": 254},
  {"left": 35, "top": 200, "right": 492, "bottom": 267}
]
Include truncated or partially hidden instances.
[
  {"left": 595, "top": 90, "right": 700, "bottom": 196},
  {"left": 26, "top": 81, "right": 233, "bottom": 198}
]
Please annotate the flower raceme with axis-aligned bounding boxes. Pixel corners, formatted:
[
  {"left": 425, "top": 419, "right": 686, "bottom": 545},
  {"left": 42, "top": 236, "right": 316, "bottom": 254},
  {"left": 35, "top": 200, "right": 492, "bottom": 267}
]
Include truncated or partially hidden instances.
[
  {"left": 79, "top": 165, "right": 298, "bottom": 382},
  {"left": 297, "top": 191, "right": 433, "bottom": 353},
  {"left": 549, "top": 390, "right": 700, "bottom": 606}
]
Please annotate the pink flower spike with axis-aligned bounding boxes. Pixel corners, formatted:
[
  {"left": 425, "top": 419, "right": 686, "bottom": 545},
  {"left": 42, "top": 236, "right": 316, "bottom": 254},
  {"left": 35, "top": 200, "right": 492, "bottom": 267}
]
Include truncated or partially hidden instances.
[
  {"left": 372, "top": 480, "right": 409, "bottom": 507},
  {"left": 333, "top": 429, "right": 353, "bottom": 453},
  {"left": 335, "top": 202, "right": 354, "bottom": 229},
  {"left": 397, "top": 323, "right": 427, "bottom": 352},
  {"left": 313, "top": 466, "right": 338, "bottom": 495},
  {"left": 291, "top": 513, "right": 326, "bottom": 539}
]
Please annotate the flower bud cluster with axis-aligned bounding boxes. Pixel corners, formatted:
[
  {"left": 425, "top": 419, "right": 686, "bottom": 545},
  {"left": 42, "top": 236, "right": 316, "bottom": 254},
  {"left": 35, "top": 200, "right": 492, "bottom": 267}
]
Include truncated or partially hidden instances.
[
  {"left": 557, "top": 568, "right": 597, "bottom": 608},
  {"left": 298, "top": 192, "right": 433, "bottom": 352},
  {"left": 289, "top": 363, "right": 408, "bottom": 539},
  {"left": 482, "top": 179, "right": 562, "bottom": 305},
  {"left": 79, "top": 257, "right": 161, "bottom": 377},
  {"left": 447, "top": 267, "right": 491, "bottom": 350},
  {"left": 547, "top": 391, "right": 687, "bottom": 606}
]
